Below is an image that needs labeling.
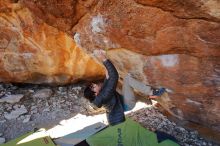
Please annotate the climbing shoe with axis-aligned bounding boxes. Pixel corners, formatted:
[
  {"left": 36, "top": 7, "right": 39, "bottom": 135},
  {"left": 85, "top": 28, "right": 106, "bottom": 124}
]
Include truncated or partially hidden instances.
[{"left": 152, "top": 88, "right": 166, "bottom": 96}]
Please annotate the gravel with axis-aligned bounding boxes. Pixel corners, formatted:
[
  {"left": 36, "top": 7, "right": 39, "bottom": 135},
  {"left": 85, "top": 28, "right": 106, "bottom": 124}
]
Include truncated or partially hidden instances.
[{"left": 0, "top": 83, "right": 219, "bottom": 146}]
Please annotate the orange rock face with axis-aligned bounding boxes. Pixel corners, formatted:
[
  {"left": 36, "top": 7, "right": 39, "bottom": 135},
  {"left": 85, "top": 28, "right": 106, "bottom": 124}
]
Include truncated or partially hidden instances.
[
  {"left": 108, "top": 49, "right": 220, "bottom": 134},
  {"left": 0, "top": 2, "right": 105, "bottom": 84},
  {"left": 1, "top": 0, "right": 220, "bottom": 139},
  {"left": 21, "top": 0, "right": 220, "bottom": 57}
]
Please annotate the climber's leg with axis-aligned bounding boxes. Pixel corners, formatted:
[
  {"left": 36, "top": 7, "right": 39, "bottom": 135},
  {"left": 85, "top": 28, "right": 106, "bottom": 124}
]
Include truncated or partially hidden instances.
[
  {"left": 122, "top": 74, "right": 152, "bottom": 111},
  {"left": 122, "top": 73, "right": 167, "bottom": 111}
]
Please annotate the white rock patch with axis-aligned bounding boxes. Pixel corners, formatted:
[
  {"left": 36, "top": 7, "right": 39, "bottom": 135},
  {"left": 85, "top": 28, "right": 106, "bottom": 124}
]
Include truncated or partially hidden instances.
[
  {"left": 74, "top": 32, "right": 81, "bottom": 47},
  {"left": 91, "top": 15, "right": 106, "bottom": 33},
  {"left": 157, "top": 54, "right": 179, "bottom": 67},
  {"left": 186, "top": 99, "right": 202, "bottom": 106}
]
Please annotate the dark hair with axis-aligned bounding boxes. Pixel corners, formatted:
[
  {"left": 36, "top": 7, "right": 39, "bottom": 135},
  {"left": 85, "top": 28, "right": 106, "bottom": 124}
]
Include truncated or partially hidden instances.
[
  {"left": 83, "top": 79, "right": 104, "bottom": 102},
  {"left": 84, "top": 84, "right": 96, "bottom": 102}
]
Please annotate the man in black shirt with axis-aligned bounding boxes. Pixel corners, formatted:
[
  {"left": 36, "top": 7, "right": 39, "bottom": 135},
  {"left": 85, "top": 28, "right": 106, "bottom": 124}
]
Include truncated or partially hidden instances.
[{"left": 84, "top": 50, "right": 166, "bottom": 126}]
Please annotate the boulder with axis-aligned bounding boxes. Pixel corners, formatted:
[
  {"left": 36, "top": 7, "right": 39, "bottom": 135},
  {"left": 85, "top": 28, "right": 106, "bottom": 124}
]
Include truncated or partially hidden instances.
[
  {"left": 0, "top": 1, "right": 105, "bottom": 84},
  {"left": 33, "top": 89, "right": 53, "bottom": 99},
  {"left": 0, "top": 0, "right": 219, "bottom": 140},
  {"left": 23, "top": 115, "right": 31, "bottom": 123},
  {"left": 4, "top": 105, "right": 28, "bottom": 120},
  {"left": 0, "top": 94, "right": 24, "bottom": 104},
  {"left": 0, "top": 137, "right": 5, "bottom": 144}
]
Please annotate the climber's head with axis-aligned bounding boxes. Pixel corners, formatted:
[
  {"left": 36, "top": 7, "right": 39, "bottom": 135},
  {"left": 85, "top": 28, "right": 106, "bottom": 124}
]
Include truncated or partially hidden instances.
[{"left": 83, "top": 81, "right": 103, "bottom": 102}]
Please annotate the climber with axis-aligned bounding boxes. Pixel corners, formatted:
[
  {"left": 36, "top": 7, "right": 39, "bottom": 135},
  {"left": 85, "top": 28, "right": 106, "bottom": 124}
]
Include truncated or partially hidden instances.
[{"left": 83, "top": 50, "right": 166, "bottom": 125}]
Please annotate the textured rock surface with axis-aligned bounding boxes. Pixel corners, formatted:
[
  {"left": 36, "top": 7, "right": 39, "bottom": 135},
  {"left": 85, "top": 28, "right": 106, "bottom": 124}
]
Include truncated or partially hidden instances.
[
  {"left": 22, "top": 0, "right": 220, "bottom": 57},
  {"left": 0, "top": 0, "right": 219, "bottom": 140},
  {"left": 0, "top": 1, "right": 105, "bottom": 84},
  {"left": 135, "top": 0, "right": 220, "bottom": 22},
  {"left": 108, "top": 49, "right": 220, "bottom": 134}
]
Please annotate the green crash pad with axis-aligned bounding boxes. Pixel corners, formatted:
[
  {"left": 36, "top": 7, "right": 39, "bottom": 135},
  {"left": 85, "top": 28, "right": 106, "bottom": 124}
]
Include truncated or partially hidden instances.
[
  {"left": 0, "top": 130, "right": 56, "bottom": 146},
  {"left": 86, "top": 118, "right": 179, "bottom": 146}
]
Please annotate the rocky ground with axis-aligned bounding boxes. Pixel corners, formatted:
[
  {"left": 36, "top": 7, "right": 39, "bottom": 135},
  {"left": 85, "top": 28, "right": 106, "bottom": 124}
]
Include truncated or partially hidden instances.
[{"left": 0, "top": 83, "right": 219, "bottom": 146}]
